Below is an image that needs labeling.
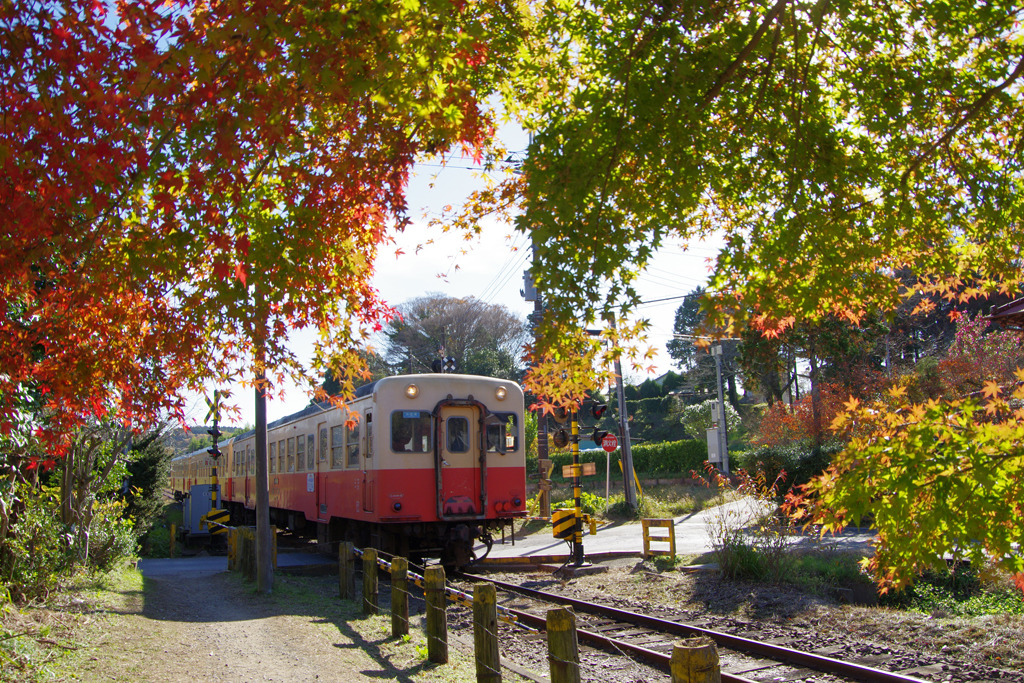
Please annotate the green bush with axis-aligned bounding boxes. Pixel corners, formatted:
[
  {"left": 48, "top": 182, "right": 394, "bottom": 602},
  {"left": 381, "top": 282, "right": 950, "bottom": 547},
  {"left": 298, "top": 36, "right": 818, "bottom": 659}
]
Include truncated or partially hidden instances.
[
  {"left": 880, "top": 564, "right": 1024, "bottom": 617},
  {"left": 543, "top": 440, "right": 708, "bottom": 481},
  {"left": 552, "top": 491, "right": 605, "bottom": 515},
  {"left": 734, "top": 440, "right": 843, "bottom": 496},
  {"left": 87, "top": 499, "right": 139, "bottom": 570},
  {"left": 1, "top": 483, "right": 75, "bottom": 602}
]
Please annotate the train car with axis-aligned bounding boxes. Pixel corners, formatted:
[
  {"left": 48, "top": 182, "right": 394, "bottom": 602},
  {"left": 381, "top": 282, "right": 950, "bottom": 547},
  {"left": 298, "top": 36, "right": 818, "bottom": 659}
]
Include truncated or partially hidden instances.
[{"left": 170, "top": 373, "right": 527, "bottom": 566}]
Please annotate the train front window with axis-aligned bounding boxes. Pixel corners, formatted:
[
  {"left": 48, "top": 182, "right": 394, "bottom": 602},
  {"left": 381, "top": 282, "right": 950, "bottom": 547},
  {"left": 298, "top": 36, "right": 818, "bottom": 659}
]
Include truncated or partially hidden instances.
[
  {"left": 446, "top": 417, "right": 469, "bottom": 453},
  {"left": 391, "top": 411, "right": 432, "bottom": 453},
  {"left": 487, "top": 412, "right": 519, "bottom": 453}
]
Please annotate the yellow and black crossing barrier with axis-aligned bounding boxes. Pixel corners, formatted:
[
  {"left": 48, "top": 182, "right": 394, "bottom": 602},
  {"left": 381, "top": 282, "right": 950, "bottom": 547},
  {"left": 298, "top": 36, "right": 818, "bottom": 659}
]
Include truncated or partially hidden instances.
[
  {"left": 203, "top": 508, "right": 230, "bottom": 535},
  {"left": 552, "top": 508, "right": 575, "bottom": 539}
]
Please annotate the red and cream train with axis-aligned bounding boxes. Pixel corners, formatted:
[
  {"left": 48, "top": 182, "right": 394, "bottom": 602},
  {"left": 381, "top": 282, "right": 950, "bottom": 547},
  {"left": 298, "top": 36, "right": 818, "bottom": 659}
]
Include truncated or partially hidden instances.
[{"left": 169, "top": 373, "right": 527, "bottom": 566}]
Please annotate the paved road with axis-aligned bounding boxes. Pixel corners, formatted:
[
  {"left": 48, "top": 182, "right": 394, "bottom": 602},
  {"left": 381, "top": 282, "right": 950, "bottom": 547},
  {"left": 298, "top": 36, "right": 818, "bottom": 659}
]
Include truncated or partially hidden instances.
[
  {"left": 482, "top": 499, "right": 875, "bottom": 562},
  {"left": 139, "top": 500, "right": 875, "bottom": 577}
]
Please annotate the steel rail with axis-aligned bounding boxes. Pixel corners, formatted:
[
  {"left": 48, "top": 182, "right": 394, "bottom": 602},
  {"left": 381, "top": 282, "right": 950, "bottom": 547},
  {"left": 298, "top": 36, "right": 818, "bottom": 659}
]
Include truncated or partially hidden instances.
[
  {"left": 503, "top": 605, "right": 758, "bottom": 683},
  {"left": 468, "top": 574, "right": 930, "bottom": 683}
]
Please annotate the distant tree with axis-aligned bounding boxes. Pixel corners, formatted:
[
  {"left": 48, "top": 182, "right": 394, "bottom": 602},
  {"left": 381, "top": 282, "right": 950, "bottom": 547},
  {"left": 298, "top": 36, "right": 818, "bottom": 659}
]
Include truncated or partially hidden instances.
[
  {"left": 680, "top": 400, "right": 740, "bottom": 444},
  {"left": 123, "top": 430, "right": 174, "bottom": 538},
  {"left": 666, "top": 287, "right": 706, "bottom": 371},
  {"left": 382, "top": 295, "right": 527, "bottom": 377},
  {"left": 464, "top": 347, "right": 522, "bottom": 381}
]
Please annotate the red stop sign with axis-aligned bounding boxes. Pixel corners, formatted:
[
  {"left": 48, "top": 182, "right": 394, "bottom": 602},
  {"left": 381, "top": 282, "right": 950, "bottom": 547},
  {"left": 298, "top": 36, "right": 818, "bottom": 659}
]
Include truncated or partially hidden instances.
[{"left": 601, "top": 434, "right": 618, "bottom": 452}]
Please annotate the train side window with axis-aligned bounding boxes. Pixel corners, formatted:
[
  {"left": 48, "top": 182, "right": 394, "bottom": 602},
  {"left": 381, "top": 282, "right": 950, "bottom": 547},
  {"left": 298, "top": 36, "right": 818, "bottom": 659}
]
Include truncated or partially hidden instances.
[
  {"left": 391, "top": 411, "right": 432, "bottom": 453},
  {"left": 269, "top": 442, "right": 276, "bottom": 474},
  {"left": 247, "top": 445, "right": 254, "bottom": 476},
  {"left": 287, "top": 437, "right": 295, "bottom": 472},
  {"left": 331, "top": 426, "right": 345, "bottom": 469},
  {"left": 296, "top": 435, "right": 305, "bottom": 472},
  {"left": 487, "top": 412, "right": 519, "bottom": 452},
  {"left": 306, "top": 434, "right": 315, "bottom": 469},
  {"left": 346, "top": 424, "right": 360, "bottom": 467},
  {"left": 365, "top": 412, "right": 372, "bottom": 458},
  {"left": 319, "top": 427, "right": 328, "bottom": 463},
  {"left": 277, "top": 439, "right": 285, "bottom": 473},
  {"left": 447, "top": 417, "right": 469, "bottom": 453}
]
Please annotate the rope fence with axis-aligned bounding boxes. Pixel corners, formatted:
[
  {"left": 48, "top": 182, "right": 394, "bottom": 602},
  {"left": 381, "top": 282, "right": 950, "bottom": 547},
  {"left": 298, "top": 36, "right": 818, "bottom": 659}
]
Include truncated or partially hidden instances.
[{"left": 336, "top": 541, "right": 721, "bottom": 683}]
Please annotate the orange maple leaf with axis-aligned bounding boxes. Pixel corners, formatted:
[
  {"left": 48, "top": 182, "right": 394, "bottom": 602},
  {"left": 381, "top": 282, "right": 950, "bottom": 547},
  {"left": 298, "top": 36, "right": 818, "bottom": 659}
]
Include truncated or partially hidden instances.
[{"left": 981, "top": 381, "right": 1001, "bottom": 399}]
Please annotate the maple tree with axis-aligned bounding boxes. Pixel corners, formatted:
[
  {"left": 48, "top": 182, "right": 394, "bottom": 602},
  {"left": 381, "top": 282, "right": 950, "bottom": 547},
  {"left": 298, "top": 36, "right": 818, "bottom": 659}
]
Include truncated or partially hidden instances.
[{"left": 2, "top": 0, "right": 521, "bottom": 455}]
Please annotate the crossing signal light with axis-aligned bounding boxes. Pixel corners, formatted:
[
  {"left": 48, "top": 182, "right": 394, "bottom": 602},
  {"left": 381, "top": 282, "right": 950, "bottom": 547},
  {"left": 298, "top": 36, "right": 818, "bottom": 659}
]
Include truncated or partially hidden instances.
[
  {"left": 590, "top": 403, "right": 607, "bottom": 420},
  {"left": 207, "top": 426, "right": 222, "bottom": 440},
  {"left": 207, "top": 445, "right": 221, "bottom": 459},
  {"left": 552, "top": 406, "right": 569, "bottom": 424},
  {"left": 552, "top": 429, "right": 569, "bottom": 449},
  {"left": 592, "top": 428, "right": 608, "bottom": 444}
]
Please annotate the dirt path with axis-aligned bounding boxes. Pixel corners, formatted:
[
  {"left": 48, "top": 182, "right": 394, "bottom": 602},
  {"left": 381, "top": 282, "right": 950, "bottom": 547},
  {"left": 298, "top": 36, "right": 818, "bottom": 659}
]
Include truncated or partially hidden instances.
[{"left": 68, "top": 569, "right": 461, "bottom": 682}]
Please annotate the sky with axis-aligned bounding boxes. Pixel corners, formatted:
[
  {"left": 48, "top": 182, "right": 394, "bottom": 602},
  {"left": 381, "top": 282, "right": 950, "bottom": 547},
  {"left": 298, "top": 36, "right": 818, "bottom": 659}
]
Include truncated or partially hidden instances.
[{"left": 182, "top": 144, "right": 720, "bottom": 428}]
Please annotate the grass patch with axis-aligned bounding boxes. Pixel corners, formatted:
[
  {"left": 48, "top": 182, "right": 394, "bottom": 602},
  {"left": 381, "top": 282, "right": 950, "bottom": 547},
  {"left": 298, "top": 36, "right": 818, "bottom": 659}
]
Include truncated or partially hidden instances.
[
  {"left": 1, "top": 560, "right": 143, "bottom": 683},
  {"left": 788, "top": 552, "right": 872, "bottom": 591}
]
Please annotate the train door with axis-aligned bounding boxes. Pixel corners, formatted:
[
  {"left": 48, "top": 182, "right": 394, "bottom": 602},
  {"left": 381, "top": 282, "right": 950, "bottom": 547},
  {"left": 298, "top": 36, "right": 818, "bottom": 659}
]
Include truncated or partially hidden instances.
[
  {"left": 316, "top": 422, "right": 328, "bottom": 521},
  {"left": 437, "top": 404, "right": 482, "bottom": 517},
  {"left": 361, "top": 411, "right": 374, "bottom": 512}
]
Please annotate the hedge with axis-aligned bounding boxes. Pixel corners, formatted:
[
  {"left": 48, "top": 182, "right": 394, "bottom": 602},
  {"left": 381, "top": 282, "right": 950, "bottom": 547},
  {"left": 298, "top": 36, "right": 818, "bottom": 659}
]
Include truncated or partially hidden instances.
[{"left": 528, "top": 439, "right": 709, "bottom": 481}]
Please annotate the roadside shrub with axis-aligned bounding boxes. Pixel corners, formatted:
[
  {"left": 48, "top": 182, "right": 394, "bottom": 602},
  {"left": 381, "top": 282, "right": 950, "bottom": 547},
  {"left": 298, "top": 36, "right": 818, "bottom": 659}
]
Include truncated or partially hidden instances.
[
  {"left": 735, "top": 440, "right": 842, "bottom": 497},
  {"left": 141, "top": 525, "right": 171, "bottom": 559},
  {"left": 87, "top": 499, "right": 138, "bottom": 570},
  {"left": 881, "top": 563, "right": 1024, "bottom": 617},
  {"left": 546, "top": 440, "right": 707, "bottom": 481},
  {"left": 552, "top": 491, "right": 604, "bottom": 516},
  {"left": 703, "top": 466, "right": 796, "bottom": 583},
  {"left": 2, "top": 483, "right": 75, "bottom": 603}
]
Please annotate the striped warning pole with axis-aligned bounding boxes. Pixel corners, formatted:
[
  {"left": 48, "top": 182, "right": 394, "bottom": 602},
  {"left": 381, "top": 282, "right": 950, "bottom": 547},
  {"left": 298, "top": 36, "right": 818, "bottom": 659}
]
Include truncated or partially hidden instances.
[
  {"left": 570, "top": 408, "right": 584, "bottom": 566},
  {"left": 205, "top": 391, "right": 225, "bottom": 541}
]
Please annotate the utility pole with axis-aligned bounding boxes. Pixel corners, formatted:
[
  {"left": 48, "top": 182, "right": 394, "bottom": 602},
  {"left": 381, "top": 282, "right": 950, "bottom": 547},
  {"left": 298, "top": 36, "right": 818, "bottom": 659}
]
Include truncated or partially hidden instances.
[
  {"left": 523, "top": 237, "right": 552, "bottom": 518},
  {"left": 611, "top": 318, "right": 638, "bottom": 511},
  {"left": 253, "top": 291, "right": 273, "bottom": 594},
  {"left": 711, "top": 343, "right": 730, "bottom": 474}
]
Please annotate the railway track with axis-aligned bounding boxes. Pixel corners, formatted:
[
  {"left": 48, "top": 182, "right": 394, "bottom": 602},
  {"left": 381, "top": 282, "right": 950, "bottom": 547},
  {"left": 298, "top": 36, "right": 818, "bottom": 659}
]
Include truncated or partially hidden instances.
[{"left": 454, "top": 572, "right": 1015, "bottom": 683}]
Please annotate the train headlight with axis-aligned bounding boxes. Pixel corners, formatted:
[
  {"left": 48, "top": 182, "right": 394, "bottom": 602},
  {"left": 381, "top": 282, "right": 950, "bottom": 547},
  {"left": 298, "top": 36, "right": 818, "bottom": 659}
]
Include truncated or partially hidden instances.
[
  {"left": 495, "top": 386, "right": 507, "bottom": 401},
  {"left": 405, "top": 384, "right": 419, "bottom": 399}
]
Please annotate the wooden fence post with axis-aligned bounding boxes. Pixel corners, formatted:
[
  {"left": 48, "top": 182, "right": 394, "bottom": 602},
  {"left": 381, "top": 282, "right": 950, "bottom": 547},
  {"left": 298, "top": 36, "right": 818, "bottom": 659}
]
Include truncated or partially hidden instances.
[
  {"left": 339, "top": 542, "right": 355, "bottom": 600},
  {"left": 226, "top": 528, "right": 235, "bottom": 571},
  {"left": 670, "top": 636, "right": 721, "bottom": 683},
  {"left": 240, "top": 528, "right": 256, "bottom": 581},
  {"left": 390, "top": 556, "right": 409, "bottom": 637},
  {"left": 474, "top": 582, "right": 501, "bottom": 683},
  {"left": 547, "top": 607, "right": 580, "bottom": 683},
  {"left": 169, "top": 523, "right": 176, "bottom": 558},
  {"left": 425, "top": 565, "right": 448, "bottom": 664},
  {"left": 363, "top": 548, "right": 378, "bottom": 615}
]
